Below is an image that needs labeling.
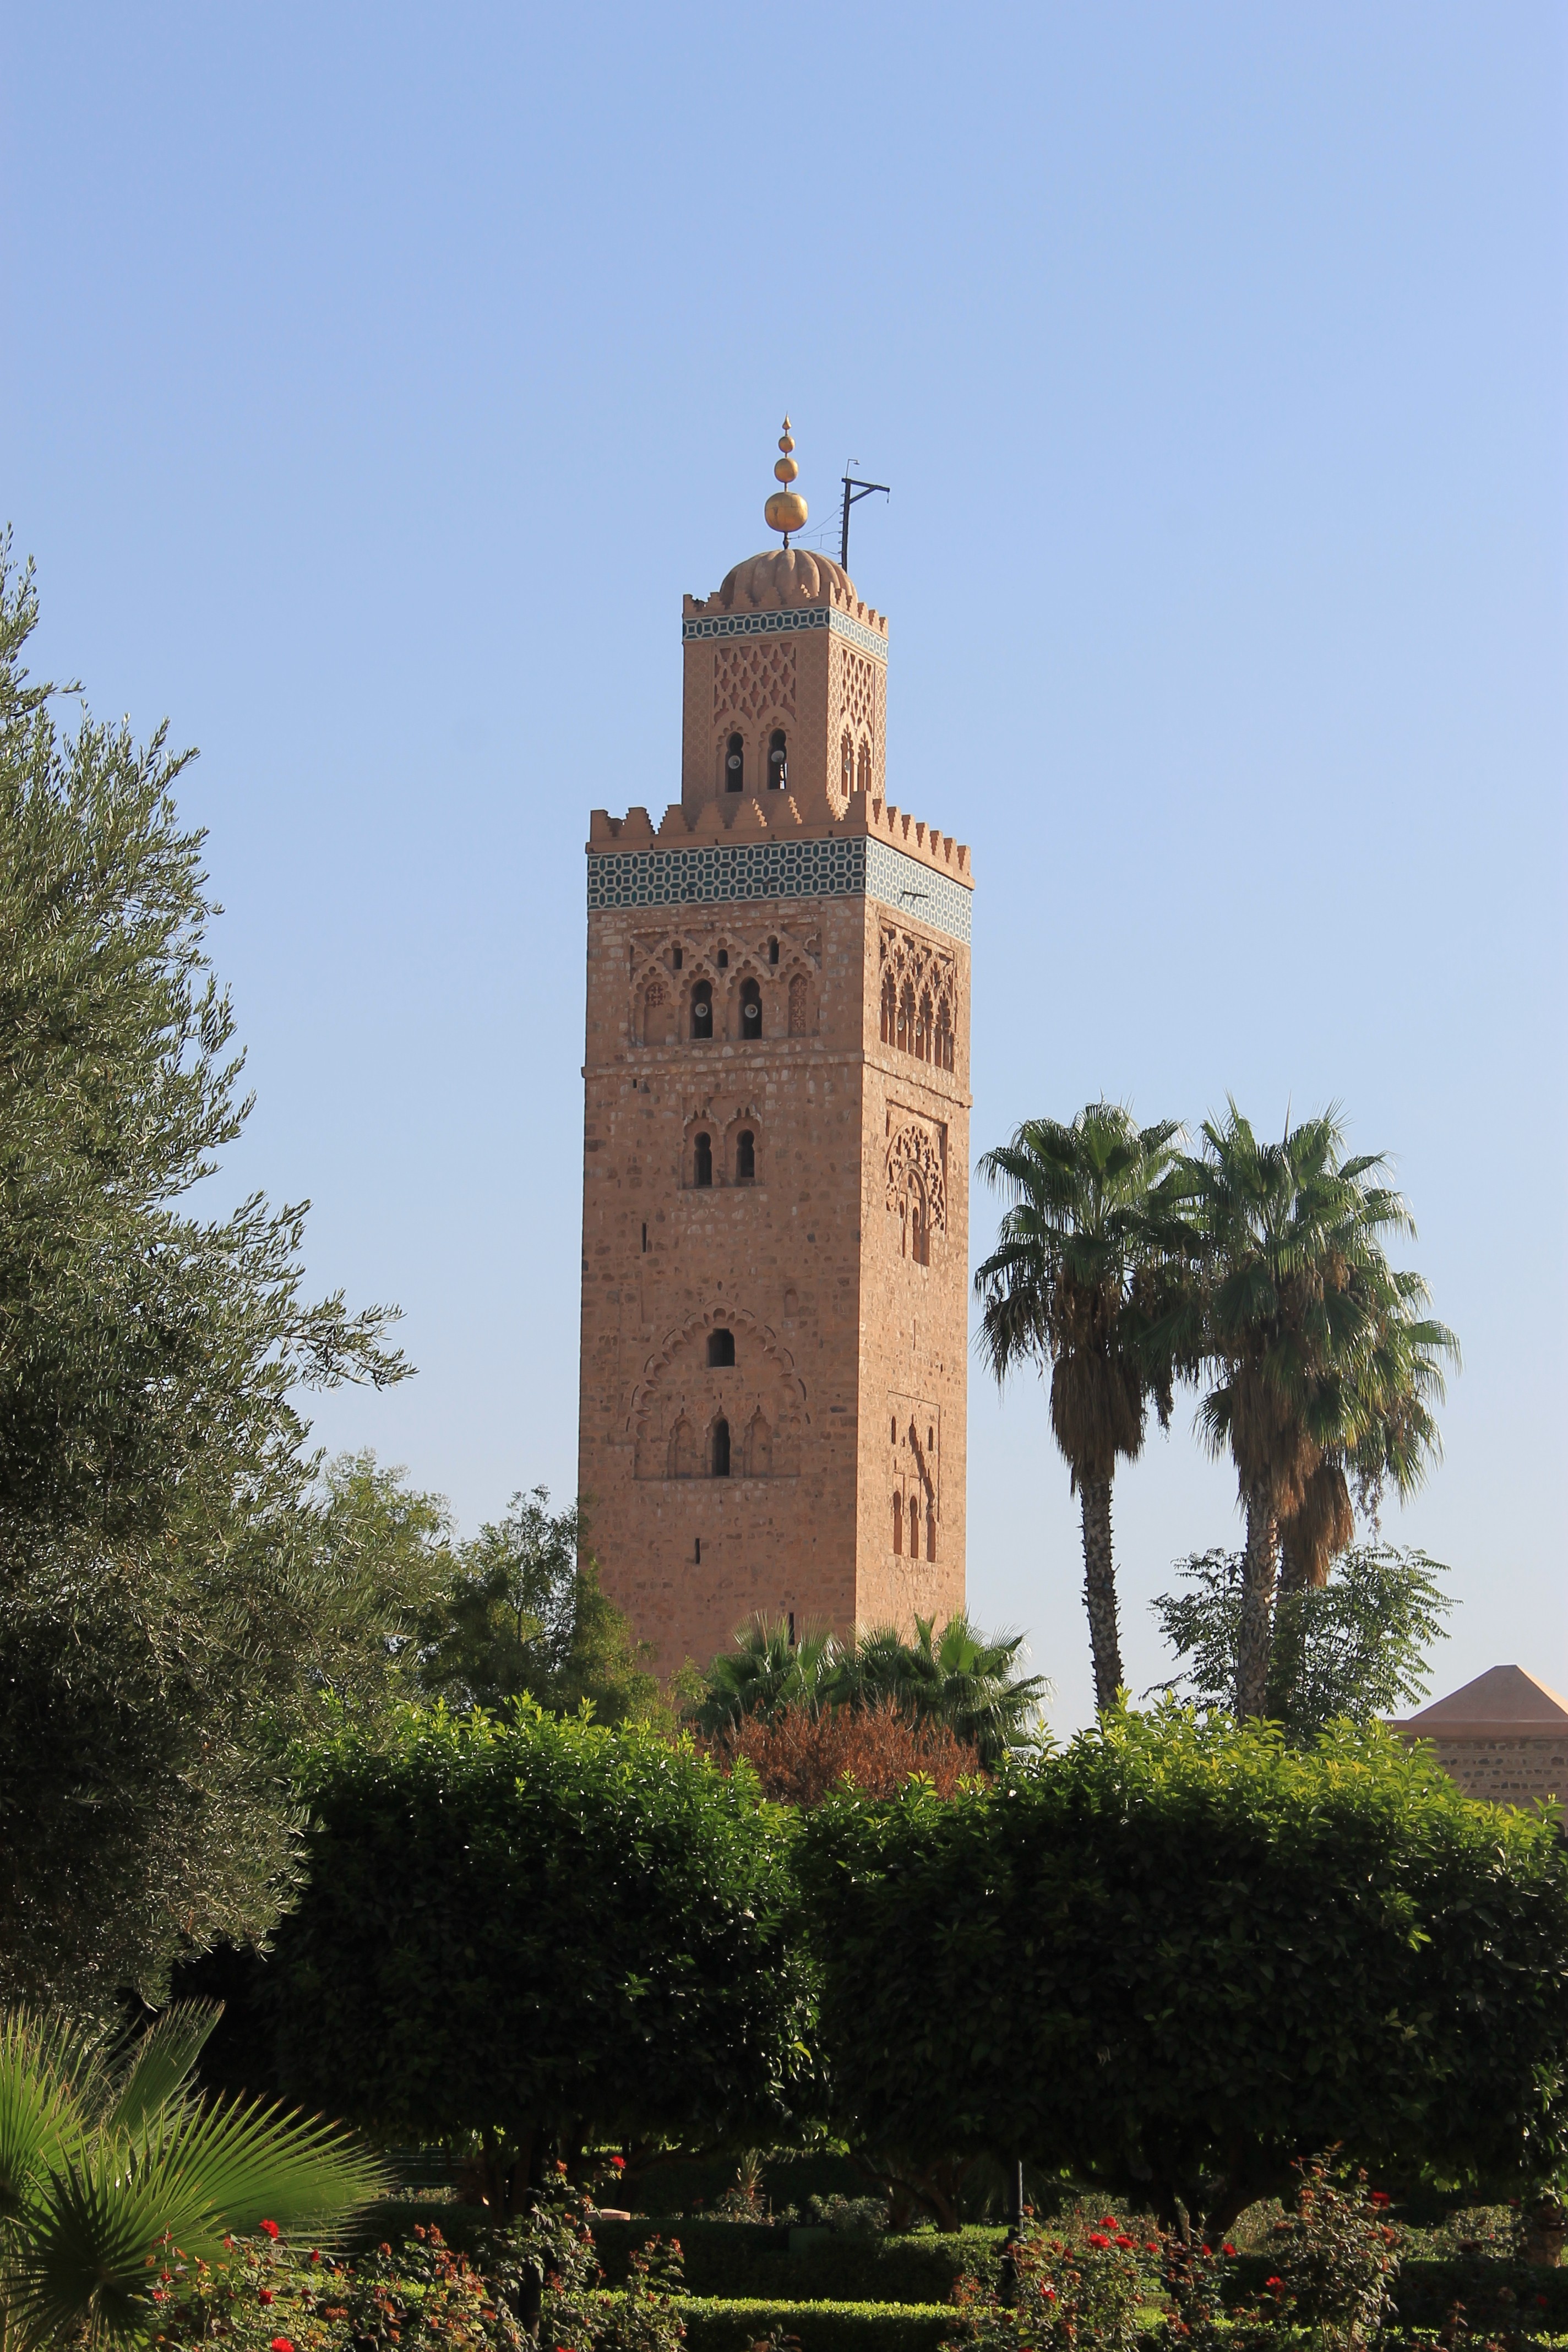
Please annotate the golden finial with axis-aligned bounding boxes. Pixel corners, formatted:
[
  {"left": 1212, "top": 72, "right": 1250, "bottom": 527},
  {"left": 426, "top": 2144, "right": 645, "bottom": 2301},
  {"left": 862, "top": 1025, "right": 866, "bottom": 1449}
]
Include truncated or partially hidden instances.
[{"left": 764, "top": 416, "right": 808, "bottom": 545}]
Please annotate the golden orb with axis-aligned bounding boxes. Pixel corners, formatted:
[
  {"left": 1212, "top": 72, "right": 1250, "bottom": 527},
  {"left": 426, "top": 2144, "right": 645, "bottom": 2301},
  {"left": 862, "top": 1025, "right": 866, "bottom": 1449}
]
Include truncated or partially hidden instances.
[
  {"left": 774, "top": 455, "right": 799, "bottom": 483},
  {"left": 765, "top": 488, "right": 808, "bottom": 535}
]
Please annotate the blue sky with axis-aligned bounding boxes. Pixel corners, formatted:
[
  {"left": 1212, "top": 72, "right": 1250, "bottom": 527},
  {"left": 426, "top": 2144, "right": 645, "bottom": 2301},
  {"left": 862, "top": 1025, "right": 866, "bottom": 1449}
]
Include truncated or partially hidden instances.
[{"left": 5, "top": 3, "right": 1564, "bottom": 1731}]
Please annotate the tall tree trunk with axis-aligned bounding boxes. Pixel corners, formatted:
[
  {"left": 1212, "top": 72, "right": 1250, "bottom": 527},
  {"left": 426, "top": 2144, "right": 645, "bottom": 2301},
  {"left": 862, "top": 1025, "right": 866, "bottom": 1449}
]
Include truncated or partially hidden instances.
[
  {"left": 1079, "top": 1476, "right": 1123, "bottom": 1713},
  {"left": 1234, "top": 1490, "right": 1278, "bottom": 1719}
]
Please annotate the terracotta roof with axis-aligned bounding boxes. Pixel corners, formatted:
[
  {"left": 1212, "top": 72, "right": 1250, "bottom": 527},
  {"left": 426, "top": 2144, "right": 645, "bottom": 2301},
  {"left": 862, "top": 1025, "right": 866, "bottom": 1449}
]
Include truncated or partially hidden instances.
[{"left": 1394, "top": 1664, "right": 1568, "bottom": 1741}]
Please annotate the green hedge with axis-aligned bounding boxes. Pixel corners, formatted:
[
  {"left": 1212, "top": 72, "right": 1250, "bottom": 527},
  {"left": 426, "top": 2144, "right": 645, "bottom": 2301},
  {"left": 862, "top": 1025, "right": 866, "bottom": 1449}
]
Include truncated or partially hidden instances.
[
  {"left": 672, "top": 2297, "right": 956, "bottom": 2352},
  {"left": 592, "top": 2220, "right": 1003, "bottom": 2305},
  {"left": 1226, "top": 2253, "right": 1568, "bottom": 2333}
]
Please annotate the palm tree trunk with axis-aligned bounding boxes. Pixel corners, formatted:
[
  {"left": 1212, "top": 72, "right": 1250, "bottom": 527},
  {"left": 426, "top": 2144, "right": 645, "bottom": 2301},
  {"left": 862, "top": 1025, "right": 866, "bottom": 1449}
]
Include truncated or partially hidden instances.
[
  {"left": 1234, "top": 1490, "right": 1278, "bottom": 1719},
  {"left": 1079, "top": 1476, "right": 1123, "bottom": 1712}
]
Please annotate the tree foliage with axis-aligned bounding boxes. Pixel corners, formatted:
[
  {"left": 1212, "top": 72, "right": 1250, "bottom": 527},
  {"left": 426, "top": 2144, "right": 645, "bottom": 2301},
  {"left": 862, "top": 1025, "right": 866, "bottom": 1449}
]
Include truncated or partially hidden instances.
[
  {"left": 1151, "top": 1543, "right": 1453, "bottom": 1740},
  {"left": 973, "top": 1104, "right": 1184, "bottom": 1711},
  {"left": 797, "top": 1707, "right": 1568, "bottom": 2231},
  {"left": 415, "top": 1485, "right": 660, "bottom": 1725},
  {"left": 1160, "top": 1104, "right": 1457, "bottom": 1717},
  {"left": 692, "top": 1611, "right": 1047, "bottom": 1770},
  {"left": 0, "top": 548, "right": 409, "bottom": 2010},
  {"left": 265, "top": 1703, "right": 813, "bottom": 2190},
  {"left": 708, "top": 1698, "right": 981, "bottom": 1804}
]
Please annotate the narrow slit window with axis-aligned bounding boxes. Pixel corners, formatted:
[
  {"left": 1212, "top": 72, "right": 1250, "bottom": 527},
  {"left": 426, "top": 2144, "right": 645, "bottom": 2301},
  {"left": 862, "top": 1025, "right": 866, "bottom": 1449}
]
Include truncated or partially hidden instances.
[
  {"left": 690, "top": 982, "right": 712, "bottom": 1041},
  {"left": 892, "top": 1492, "right": 903, "bottom": 1554},
  {"left": 927, "top": 1505, "right": 937, "bottom": 1562},
  {"left": 735, "top": 1130, "right": 755, "bottom": 1183},
  {"left": 739, "top": 978, "right": 761, "bottom": 1038},
  {"left": 707, "top": 1329, "right": 734, "bottom": 1368},
  {"left": 768, "top": 937, "right": 780, "bottom": 965},
  {"left": 693, "top": 1131, "right": 712, "bottom": 1187},
  {"left": 725, "top": 732, "right": 744, "bottom": 792},
  {"left": 641, "top": 1222, "right": 648, "bottom": 1253},
  {"left": 711, "top": 1417, "right": 731, "bottom": 1477}
]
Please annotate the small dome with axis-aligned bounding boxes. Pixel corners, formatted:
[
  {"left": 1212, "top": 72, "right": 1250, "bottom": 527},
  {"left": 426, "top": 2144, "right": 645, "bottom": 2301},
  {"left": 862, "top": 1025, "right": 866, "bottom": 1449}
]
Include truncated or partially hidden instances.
[{"left": 715, "top": 546, "right": 857, "bottom": 614}]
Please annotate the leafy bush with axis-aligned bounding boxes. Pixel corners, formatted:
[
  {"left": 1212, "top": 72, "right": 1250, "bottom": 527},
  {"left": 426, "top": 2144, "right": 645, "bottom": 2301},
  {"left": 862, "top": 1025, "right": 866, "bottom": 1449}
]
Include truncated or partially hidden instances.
[
  {"left": 1257, "top": 2155, "right": 1404, "bottom": 2349},
  {"left": 0, "top": 2002, "right": 385, "bottom": 2351},
  {"left": 710, "top": 1702, "right": 981, "bottom": 1804},
  {"left": 269, "top": 1703, "right": 813, "bottom": 2204},
  {"left": 798, "top": 1708, "right": 1568, "bottom": 2230},
  {"left": 944, "top": 2209, "right": 1150, "bottom": 2352}
]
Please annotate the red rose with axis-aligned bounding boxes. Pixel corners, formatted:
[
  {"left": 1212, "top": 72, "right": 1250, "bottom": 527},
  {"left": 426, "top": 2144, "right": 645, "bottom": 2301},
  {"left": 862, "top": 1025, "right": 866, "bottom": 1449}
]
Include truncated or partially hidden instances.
[
  {"left": 258, "top": 2287, "right": 274, "bottom": 2304},
  {"left": 270, "top": 2340, "right": 296, "bottom": 2351},
  {"left": 1222, "top": 2244, "right": 1237, "bottom": 2257},
  {"left": 259, "top": 2219, "right": 280, "bottom": 2240},
  {"left": 612, "top": 2157, "right": 626, "bottom": 2170},
  {"left": 1266, "top": 2277, "right": 1284, "bottom": 2290},
  {"left": 1087, "top": 2233, "right": 1111, "bottom": 2248},
  {"left": 1100, "top": 2216, "right": 1118, "bottom": 2229}
]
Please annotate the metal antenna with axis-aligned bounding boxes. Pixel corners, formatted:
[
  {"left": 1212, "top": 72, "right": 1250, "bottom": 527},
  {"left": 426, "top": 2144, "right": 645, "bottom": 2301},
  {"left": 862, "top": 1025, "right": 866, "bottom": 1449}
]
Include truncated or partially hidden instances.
[{"left": 840, "top": 464, "right": 890, "bottom": 570}]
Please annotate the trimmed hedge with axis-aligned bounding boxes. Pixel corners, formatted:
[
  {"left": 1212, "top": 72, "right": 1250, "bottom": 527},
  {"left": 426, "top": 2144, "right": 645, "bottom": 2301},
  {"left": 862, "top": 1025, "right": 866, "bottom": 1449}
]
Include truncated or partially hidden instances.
[
  {"left": 672, "top": 2297, "right": 956, "bottom": 2352},
  {"left": 1226, "top": 2253, "right": 1568, "bottom": 2333},
  {"left": 593, "top": 2219, "right": 1003, "bottom": 2304}
]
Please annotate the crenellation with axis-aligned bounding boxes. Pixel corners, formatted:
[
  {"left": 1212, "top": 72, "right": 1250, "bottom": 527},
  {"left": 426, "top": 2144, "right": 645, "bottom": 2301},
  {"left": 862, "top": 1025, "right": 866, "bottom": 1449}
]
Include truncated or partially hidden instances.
[{"left": 579, "top": 499, "right": 970, "bottom": 1675}]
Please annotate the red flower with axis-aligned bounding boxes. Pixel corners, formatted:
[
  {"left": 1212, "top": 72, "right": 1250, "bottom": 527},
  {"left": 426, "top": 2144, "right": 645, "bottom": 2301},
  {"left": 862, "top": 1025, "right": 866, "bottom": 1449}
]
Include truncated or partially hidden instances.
[
  {"left": 1086, "top": 2233, "right": 1112, "bottom": 2248},
  {"left": 258, "top": 2287, "right": 274, "bottom": 2304},
  {"left": 1266, "top": 2277, "right": 1284, "bottom": 2290},
  {"left": 612, "top": 2157, "right": 626, "bottom": 2171},
  {"left": 1371, "top": 2192, "right": 1391, "bottom": 2209},
  {"left": 270, "top": 2340, "right": 296, "bottom": 2351},
  {"left": 1114, "top": 2235, "right": 1135, "bottom": 2248},
  {"left": 1099, "top": 2215, "right": 1118, "bottom": 2229},
  {"left": 1222, "top": 2244, "right": 1237, "bottom": 2257},
  {"left": 259, "top": 2219, "right": 280, "bottom": 2240}
]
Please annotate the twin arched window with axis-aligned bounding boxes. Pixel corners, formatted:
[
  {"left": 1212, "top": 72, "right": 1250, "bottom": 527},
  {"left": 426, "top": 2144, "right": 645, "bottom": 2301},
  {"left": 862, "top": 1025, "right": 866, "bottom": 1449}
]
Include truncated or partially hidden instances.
[
  {"left": 736, "top": 1129, "right": 755, "bottom": 1182},
  {"left": 725, "top": 733, "right": 744, "bottom": 792},
  {"left": 722, "top": 731, "right": 788, "bottom": 795},
  {"left": 693, "top": 1131, "right": 713, "bottom": 1187}
]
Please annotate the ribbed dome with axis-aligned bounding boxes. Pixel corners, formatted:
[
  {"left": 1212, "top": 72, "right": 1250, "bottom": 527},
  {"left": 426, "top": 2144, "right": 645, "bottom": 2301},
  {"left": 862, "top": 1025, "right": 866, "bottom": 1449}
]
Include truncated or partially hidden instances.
[{"left": 715, "top": 546, "right": 857, "bottom": 613}]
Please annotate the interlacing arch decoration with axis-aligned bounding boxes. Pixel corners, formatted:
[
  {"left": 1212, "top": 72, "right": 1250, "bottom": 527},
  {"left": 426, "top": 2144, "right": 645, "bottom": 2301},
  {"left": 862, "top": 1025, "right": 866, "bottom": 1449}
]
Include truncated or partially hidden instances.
[
  {"left": 627, "top": 923, "right": 821, "bottom": 1046},
  {"left": 628, "top": 1302, "right": 808, "bottom": 1482},
  {"left": 886, "top": 1120, "right": 947, "bottom": 1265},
  {"left": 878, "top": 924, "right": 957, "bottom": 1072}
]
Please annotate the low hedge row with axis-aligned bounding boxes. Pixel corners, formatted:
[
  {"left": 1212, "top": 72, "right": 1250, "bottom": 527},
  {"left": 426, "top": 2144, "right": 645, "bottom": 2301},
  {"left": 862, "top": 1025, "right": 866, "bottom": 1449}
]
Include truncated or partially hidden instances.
[
  {"left": 672, "top": 2297, "right": 956, "bottom": 2352},
  {"left": 593, "top": 2219, "right": 1003, "bottom": 2305}
]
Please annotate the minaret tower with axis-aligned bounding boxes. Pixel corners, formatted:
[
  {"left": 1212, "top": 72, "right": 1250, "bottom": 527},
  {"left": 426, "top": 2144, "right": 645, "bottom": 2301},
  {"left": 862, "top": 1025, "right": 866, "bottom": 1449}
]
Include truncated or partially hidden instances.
[{"left": 578, "top": 428, "right": 973, "bottom": 1674}]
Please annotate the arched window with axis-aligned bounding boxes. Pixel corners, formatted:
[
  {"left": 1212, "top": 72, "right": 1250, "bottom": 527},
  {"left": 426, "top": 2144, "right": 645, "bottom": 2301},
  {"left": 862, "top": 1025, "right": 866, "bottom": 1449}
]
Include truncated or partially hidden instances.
[
  {"left": 767, "top": 936, "right": 780, "bottom": 965},
  {"left": 693, "top": 1131, "right": 712, "bottom": 1188},
  {"left": 707, "top": 1327, "right": 734, "bottom": 1367},
  {"left": 892, "top": 1491, "right": 903, "bottom": 1553},
  {"left": 897, "top": 981, "right": 914, "bottom": 1053},
  {"left": 916, "top": 988, "right": 933, "bottom": 1063},
  {"left": 725, "top": 732, "right": 744, "bottom": 792},
  {"left": 716, "top": 948, "right": 728, "bottom": 970},
  {"left": 935, "top": 995, "right": 954, "bottom": 1071},
  {"left": 927, "top": 1502, "right": 937, "bottom": 1562},
  {"left": 908, "top": 1494, "right": 922, "bottom": 1558},
  {"left": 735, "top": 1130, "right": 755, "bottom": 1183},
  {"left": 767, "top": 728, "right": 788, "bottom": 789},
  {"left": 672, "top": 945, "right": 683, "bottom": 970},
  {"left": 841, "top": 732, "right": 854, "bottom": 797},
  {"left": 690, "top": 982, "right": 712, "bottom": 1041},
  {"left": 857, "top": 738, "right": 872, "bottom": 796},
  {"left": 711, "top": 1417, "right": 731, "bottom": 1478},
  {"left": 912, "top": 1191, "right": 930, "bottom": 1266},
  {"left": 788, "top": 973, "right": 809, "bottom": 1035},
  {"left": 739, "top": 978, "right": 761, "bottom": 1038},
  {"left": 880, "top": 972, "right": 896, "bottom": 1045}
]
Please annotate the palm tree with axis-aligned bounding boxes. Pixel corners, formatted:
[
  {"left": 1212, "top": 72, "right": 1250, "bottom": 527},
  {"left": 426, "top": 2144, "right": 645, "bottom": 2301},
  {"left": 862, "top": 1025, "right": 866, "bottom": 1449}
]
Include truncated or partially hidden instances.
[
  {"left": 973, "top": 1104, "right": 1184, "bottom": 1712},
  {"left": 692, "top": 1614, "right": 842, "bottom": 1736},
  {"left": 0, "top": 2001, "right": 385, "bottom": 2348},
  {"left": 835, "top": 1612, "right": 1049, "bottom": 1770},
  {"left": 1173, "top": 1104, "right": 1457, "bottom": 1718}
]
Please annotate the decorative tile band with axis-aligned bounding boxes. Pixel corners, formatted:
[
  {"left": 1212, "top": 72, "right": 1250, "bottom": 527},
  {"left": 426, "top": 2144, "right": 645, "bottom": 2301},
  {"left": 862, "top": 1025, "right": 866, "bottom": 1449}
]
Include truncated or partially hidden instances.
[
  {"left": 682, "top": 606, "right": 889, "bottom": 661},
  {"left": 587, "top": 835, "right": 972, "bottom": 943}
]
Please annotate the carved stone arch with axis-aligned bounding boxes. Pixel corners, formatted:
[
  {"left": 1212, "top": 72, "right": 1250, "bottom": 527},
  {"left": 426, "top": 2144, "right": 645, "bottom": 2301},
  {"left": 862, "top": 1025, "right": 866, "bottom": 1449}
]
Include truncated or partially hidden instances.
[
  {"left": 721, "top": 1104, "right": 764, "bottom": 1184},
  {"left": 629, "top": 1302, "right": 808, "bottom": 1482},
  {"left": 788, "top": 970, "right": 814, "bottom": 1036},
  {"left": 638, "top": 970, "right": 673, "bottom": 1046},
  {"left": 886, "top": 1120, "right": 948, "bottom": 1243}
]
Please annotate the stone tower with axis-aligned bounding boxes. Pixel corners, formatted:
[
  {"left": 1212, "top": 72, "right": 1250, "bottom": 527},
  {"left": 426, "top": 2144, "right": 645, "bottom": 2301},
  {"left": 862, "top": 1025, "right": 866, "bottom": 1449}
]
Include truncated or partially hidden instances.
[{"left": 578, "top": 427, "right": 974, "bottom": 1674}]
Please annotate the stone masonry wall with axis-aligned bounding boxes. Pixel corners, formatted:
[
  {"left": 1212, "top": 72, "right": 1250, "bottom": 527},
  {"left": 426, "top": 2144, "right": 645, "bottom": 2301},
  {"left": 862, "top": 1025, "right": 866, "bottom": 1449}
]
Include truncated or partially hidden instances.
[
  {"left": 578, "top": 881, "right": 968, "bottom": 1676},
  {"left": 1414, "top": 1736, "right": 1568, "bottom": 1809}
]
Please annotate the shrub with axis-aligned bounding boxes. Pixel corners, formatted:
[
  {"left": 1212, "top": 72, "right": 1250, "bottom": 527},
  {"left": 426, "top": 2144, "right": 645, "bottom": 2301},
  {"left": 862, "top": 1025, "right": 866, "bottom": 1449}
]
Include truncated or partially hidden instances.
[
  {"left": 798, "top": 1708, "right": 1568, "bottom": 2231},
  {"left": 710, "top": 1701, "right": 981, "bottom": 1805},
  {"left": 945, "top": 2210, "right": 1149, "bottom": 2352},
  {"left": 269, "top": 1705, "right": 813, "bottom": 2207},
  {"left": 673, "top": 2300, "right": 955, "bottom": 2352}
]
